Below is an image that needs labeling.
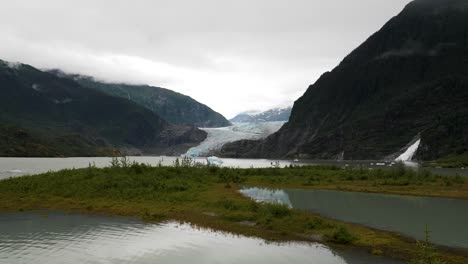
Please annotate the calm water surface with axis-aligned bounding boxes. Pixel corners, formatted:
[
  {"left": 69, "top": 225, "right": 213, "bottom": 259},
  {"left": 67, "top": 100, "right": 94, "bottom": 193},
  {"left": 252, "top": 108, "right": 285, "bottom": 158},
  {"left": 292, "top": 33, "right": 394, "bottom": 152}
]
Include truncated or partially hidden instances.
[
  {"left": 0, "top": 211, "right": 403, "bottom": 264},
  {"left": 0, "top": 157, "right": 466, "bottom": 180},
  {"left": 241, "top": 188, "right": 468, "bottom": 249}
]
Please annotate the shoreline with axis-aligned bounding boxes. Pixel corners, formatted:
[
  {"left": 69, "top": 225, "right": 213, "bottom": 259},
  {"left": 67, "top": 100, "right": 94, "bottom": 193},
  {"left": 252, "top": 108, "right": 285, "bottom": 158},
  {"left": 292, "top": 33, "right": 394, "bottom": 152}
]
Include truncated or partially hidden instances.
[
  {"left": 0, "top": 165, "right": 467, "bottom": 263},
  {"left": 248, "top": 182, "right": 468, "bottom": 201},
  {"left": 1, "top": 192, "right": 467, "bottom": 264}
]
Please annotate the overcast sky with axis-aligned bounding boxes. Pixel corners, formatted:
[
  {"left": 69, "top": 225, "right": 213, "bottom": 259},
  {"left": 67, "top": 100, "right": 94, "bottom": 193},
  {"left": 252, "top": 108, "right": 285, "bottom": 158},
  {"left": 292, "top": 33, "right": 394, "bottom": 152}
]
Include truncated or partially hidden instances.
[{"left": 0, "top": 0, "right": 412, "bottom": 118}]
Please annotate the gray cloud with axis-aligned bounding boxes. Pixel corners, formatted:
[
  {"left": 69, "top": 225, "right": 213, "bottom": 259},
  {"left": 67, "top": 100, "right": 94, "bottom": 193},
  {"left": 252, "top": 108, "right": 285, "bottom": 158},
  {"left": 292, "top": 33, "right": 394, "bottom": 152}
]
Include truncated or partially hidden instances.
[{"left": 0, "top": 0, "right": 412, "bottom": 118}]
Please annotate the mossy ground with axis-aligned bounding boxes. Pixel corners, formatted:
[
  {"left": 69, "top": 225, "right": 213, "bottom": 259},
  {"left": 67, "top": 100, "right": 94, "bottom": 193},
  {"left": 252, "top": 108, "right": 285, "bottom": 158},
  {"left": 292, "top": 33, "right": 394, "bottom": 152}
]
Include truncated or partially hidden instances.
[{"left": 0, "top": 163, "right": 466, "bottom": 263}]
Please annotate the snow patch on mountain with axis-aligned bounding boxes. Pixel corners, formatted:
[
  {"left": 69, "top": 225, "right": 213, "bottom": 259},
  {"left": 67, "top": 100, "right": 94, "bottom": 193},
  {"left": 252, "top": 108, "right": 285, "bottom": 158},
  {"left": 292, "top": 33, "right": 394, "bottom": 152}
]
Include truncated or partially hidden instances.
[
  {"left": 32, "top": 84, "right": 41, "bottom": 92},
  {"left": 230, "top": 107, "right": 292, "bottom": 123}
]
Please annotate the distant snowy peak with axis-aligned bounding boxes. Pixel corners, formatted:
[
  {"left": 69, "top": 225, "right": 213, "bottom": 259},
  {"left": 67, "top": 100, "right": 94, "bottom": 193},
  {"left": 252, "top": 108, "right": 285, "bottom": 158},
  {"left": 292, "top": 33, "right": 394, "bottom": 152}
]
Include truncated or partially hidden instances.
[
  {"left": 230, "top": 107, "right": 292, "bottom": 123},
  {"left": 229, "top": 113, "right": 253, "bottom": 123}
]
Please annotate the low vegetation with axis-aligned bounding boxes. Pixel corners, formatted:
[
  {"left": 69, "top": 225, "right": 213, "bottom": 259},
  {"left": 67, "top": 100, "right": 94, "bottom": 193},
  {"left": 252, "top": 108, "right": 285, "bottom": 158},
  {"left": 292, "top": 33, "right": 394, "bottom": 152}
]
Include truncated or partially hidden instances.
[
  {"left": 0, "top": 159, "right": 466, "bottom": 263},
  {"left": 248, "top": 163, "right": 468, "bottom": 200},
  {"left": 425, "top": 153, "right": 468, "bottom": 169},
  {"left": 409, "top": 227, "right": 447, "bottom": 264},
  {"left": 0, "top": 124, "right": 117, "bottom": 157}
]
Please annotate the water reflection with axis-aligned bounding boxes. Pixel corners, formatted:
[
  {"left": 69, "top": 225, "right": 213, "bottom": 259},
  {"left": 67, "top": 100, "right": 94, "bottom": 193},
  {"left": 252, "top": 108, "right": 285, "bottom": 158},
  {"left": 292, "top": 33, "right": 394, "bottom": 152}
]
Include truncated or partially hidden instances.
[
  {"left": 240, "top": 188, "right": 468, "bottom": 249},
  {"left": 0, "top": 212, "right": 402, "bottom": 264},
  {"left": 239, "top": 187, "right": 292, "bottom": 207}
]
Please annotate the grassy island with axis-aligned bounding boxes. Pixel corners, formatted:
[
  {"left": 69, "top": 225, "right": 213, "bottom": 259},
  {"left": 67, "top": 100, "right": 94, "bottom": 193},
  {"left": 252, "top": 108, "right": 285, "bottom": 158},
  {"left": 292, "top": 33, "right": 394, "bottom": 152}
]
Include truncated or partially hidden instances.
[{"left": 0, "top": 159, "right": 467, "bottom": 263}]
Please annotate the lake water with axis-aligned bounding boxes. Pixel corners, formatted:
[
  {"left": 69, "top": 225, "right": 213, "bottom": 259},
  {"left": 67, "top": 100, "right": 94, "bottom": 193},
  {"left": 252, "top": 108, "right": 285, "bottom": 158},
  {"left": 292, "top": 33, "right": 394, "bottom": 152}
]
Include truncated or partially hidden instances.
[
  {"left": 0, "top": 211, "right": 403, "bottom": 264},
  {"left": 0, "top": 157, "right": 466, "bottom": 180},
  {"left": 240, "top": 188, "right": 468, "bottom": 249}
]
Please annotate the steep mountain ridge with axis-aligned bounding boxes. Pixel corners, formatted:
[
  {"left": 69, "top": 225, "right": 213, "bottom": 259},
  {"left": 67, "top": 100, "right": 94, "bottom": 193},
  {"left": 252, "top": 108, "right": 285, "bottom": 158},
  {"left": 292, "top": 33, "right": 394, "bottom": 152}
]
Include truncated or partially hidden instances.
[
  {"left": 0, "top": 60, "right": 206, "bottom": 156},
  {"left": 51, "top": 72, "right": 231, "bottom": 128},
  {"left": 221, "top": 0, "right": 468, "bottom": 161}
]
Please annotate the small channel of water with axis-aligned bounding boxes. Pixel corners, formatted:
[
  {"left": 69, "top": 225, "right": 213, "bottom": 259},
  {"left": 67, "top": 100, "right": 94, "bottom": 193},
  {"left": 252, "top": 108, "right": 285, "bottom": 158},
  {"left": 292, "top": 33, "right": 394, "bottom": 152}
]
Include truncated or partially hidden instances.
[{"left": 240, "top": 187, "right": 468, "bottom": 249}]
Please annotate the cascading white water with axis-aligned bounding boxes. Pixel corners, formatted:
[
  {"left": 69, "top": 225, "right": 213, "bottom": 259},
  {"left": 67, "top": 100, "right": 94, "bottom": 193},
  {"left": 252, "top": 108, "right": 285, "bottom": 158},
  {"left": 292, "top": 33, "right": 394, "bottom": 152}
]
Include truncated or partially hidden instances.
[{"left": 395, "top": 139, "right": 421, "bottom": 162}]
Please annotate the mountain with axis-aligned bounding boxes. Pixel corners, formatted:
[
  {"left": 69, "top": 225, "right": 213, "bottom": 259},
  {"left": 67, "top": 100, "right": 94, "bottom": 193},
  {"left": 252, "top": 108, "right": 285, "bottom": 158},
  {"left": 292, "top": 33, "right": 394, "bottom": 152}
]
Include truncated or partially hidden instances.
[
  {"left": 51, "top": 72, "right": 231, "bottom": 128},
  {"left": 221, "top": 0, "right": 468, "bottom": 161},
  {"left": 230, "top": 107, "right": 292, "bottom": 123},
  {"left": 0, "top": 60, "right": 206, "bottom": 157}
]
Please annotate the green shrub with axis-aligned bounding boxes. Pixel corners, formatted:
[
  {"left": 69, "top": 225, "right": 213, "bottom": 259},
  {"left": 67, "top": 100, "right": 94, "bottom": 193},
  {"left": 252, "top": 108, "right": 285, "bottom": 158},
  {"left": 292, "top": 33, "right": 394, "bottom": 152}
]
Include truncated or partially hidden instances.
[
  {"left": 260, "top": 203, "right": 291, "bottom": 218},
  {"left": 453, "top": 174, "right": 465, "bottom": 185},
  {"left": 208, "top": 166, "right": 219, "bottom": 174},
  {"left": 217, "top": 198, "right": 240, "bottom": 211},
  {"left": 409, "top": 227, "right": 446, "bottom": 264},
  {"left": 306, "top": 217, "right": 335, "bottom": 230},
  {"left": 326, "top": 227, "right": 356, "bottom": 244}
]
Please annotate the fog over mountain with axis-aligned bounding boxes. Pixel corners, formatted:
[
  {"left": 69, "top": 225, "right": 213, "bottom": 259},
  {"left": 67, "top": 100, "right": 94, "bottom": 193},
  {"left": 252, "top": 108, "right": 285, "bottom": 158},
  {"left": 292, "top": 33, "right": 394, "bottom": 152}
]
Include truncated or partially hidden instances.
[{"left": 0, "top": 0, "right": 412, "bottom": 117}]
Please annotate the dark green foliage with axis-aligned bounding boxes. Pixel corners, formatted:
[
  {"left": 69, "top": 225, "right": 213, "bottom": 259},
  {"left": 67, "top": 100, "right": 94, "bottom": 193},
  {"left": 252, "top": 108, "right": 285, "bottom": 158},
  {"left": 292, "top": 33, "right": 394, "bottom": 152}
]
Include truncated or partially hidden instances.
[
  {"left": 221, "top": 0, "right": 468, "bottom": 161},
  {"left": 218, "top": 168, "right": 245, "bottom": 187},
  {"left": 326, "top": 227, "right": 356, "bottom": 244},
  {"left": 306, "top": 217, "right": 336, "bottom": 230},
  {"left": 259, "top": 203, "right": 291, "bottom": 218}
]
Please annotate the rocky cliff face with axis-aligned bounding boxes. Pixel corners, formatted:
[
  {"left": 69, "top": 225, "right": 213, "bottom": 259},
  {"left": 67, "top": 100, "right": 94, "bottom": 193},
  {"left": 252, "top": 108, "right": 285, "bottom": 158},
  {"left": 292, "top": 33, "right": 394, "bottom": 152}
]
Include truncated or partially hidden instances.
[
  {"left": 0, "top": 60, "right": 206, "bottom": 156},
  {"left": 221, "top": 0, "right": 468, "bottom": 161}
]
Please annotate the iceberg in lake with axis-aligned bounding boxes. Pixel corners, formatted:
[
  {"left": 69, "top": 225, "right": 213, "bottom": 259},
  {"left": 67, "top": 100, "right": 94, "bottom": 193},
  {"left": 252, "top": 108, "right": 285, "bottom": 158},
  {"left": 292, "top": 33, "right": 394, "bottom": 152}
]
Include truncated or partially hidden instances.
[{"left": 206, "top": 156, "right": 223, "bottom": 166}]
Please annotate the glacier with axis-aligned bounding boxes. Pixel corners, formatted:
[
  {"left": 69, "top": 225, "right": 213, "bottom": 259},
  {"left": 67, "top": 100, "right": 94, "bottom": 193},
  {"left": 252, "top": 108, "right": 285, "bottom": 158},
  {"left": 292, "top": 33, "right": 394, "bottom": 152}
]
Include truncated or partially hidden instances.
[{"left": 185, "top": 121, "right": 286, "bottom": 157}]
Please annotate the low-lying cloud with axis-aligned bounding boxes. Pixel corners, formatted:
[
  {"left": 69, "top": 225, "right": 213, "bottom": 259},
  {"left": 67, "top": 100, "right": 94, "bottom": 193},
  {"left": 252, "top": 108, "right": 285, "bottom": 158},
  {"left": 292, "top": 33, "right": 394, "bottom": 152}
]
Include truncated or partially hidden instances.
[{"left": 0, "top": 0, "right": 412, "bottom": 118}]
